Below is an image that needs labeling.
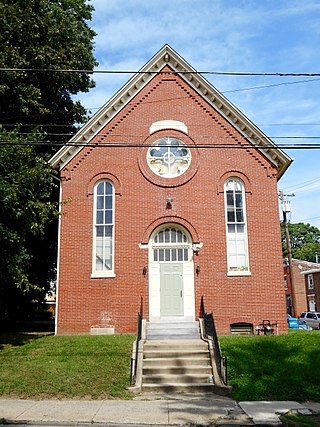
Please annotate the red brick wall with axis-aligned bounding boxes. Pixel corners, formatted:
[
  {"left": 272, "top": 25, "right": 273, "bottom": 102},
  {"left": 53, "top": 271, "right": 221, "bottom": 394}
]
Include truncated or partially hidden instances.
[
  {"left": 56, "top": 70, "right": 287, "bottom": 335},
  {"left": 286, "top": 260, "right": 320, "bottom": 316},
  {"left": 311, "top": 272, "right": 320, "bottom": 311}
]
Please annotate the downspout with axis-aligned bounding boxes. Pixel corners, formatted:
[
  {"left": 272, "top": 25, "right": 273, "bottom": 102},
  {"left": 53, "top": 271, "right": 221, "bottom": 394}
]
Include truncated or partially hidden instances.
[{"left": 51, "top": 173, "right": 62, "bottom": 336}]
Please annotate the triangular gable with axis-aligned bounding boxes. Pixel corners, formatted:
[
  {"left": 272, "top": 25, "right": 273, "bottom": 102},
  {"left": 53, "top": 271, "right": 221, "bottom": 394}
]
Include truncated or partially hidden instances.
[{"left": 49, "top": 44, "right": 292, "bottom": 178}]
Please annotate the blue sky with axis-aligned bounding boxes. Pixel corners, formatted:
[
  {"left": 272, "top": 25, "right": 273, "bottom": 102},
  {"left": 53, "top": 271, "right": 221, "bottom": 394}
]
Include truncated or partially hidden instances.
[{"left": 76, "top": 0, "right": 320, "bottom": 230}]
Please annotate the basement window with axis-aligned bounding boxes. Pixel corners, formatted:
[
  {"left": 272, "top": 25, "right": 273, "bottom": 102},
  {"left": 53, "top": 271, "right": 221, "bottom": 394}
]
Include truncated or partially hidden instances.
[{"left": 230, "top": 322, "right": 253, "bottom": 335}]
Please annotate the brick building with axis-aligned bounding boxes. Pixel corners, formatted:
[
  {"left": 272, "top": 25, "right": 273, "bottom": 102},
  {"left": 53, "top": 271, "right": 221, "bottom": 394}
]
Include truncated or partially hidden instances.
[
  {"left": 50, "top": 45, "right": 292, "bottom": 335},
  {"left": 284, "top": 259, "right": 320, "bottom": 316},
  {"left": 302, "top": 268, "right": 320, "bottom": 312}
]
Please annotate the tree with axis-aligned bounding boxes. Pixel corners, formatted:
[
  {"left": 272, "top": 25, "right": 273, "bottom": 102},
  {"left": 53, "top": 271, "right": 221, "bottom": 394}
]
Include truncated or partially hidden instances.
[
  {"left": 0, "top": 128, "right": 58, "bottom": 324},
  {"left": 0, "top": 0, "right": 97, "bottom": 149},
  {"left": 0, "top": 0, "right": 97, "bottom": 325},
  {"left": 281, "top": 222, "right": 320, "bottom": 263}
]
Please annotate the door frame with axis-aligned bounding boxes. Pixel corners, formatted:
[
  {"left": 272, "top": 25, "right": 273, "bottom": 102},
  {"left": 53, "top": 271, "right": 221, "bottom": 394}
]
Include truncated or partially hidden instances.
[{"left": 148, "top": 224, "right": 195, "bottom": 321}]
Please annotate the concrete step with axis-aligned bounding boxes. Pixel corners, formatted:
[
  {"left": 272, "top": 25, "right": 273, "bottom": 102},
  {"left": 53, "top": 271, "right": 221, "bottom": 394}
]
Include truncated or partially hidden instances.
[
  {"left": 140, "top": 383, "right": 229, "bottom": 394},
  {"left": 143, "top": 356, "right": 210, "bottom": 367},
  {"left": 144, "top": 339, "right": 208, "bottom": 353},
  {"left": 141, "top": 338, "right": 215, "bottom": 394},
  {"left": 143, "top": 366, "right": 212, "bottom": 375},
  {"left": 143, "top": 339, "right": 210, "bottom": 362},
  {"left": 146, "top": 320, "right": 200, "bottom": 340},
  {"left": 143, "top": 349, "right": 209, "bottom": 359},
  {"left": 142, "top": 373, "right": 212, "bottom": 384},
  {"left": 147, "top": 333, "right": 200, "bottom": 340}
]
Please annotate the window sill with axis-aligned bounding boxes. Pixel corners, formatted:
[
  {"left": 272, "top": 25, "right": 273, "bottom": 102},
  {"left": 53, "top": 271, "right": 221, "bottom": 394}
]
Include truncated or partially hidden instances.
[
  {"left": 91, "top": 272, "right": 116, "bottom": 279},
  {"left": 227, "top": 271, "right": 252, "bottom": 277}
]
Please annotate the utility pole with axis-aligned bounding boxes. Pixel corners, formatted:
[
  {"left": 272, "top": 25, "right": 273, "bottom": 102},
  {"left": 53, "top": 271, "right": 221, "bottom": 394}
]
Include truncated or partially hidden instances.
[{"left": 279, "top": 191, "right": 296, "bottom": 316}]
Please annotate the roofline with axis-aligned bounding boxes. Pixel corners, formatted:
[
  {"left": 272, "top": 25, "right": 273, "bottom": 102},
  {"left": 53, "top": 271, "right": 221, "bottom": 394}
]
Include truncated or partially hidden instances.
[
  {"left": 302, "top": 268, "right": 320, "bottom": 275},
  {"left": 49, "top": 44, "right": 292, "bottom": 177}
]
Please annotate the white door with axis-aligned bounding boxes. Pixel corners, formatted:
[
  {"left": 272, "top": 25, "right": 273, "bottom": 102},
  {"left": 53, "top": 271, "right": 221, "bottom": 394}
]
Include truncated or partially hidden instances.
[
  {"left": 148, "top": 225, "right": 195, "bottom": 320},
  {"left": 160, "top": 263, "right": 184, "bottom": 316}
]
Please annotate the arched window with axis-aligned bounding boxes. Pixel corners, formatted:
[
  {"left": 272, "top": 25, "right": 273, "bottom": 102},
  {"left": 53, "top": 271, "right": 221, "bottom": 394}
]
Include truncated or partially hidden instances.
[
  {"left": 224, "top": 178, "right": 249, "bottom": 273},
  {"left": 92, "top": 180, "right": 114, "bottom": 276},
  {"left": 152, "top": 227, "right": 190, "bottom": 262}
]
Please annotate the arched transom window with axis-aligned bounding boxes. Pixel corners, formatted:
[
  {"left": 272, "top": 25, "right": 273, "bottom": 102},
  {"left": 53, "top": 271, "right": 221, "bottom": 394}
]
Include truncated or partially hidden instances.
[
  {"left": 224, "top": 178, "right": 249, "bottom": 273},
  {"left": 152, "top": 227, "right": 190, "bottom": 262}
]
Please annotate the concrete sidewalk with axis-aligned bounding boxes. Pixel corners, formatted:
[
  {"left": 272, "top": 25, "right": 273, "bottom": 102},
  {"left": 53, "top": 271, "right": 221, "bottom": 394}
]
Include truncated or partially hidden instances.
[{"left": 0, "top": 394, "right": 319, "bottom": 426}]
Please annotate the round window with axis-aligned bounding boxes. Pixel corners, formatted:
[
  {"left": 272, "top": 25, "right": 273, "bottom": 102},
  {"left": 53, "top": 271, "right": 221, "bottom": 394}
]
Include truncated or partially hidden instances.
[{"left": 147, "top": 137, "right": 191, "bottom": 178}]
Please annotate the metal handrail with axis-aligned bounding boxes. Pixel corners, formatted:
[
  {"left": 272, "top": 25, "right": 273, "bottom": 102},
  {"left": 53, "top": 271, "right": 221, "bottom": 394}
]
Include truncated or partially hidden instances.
[
  {"left": 201, "top": 296, "right": 227, "bottom": 385},
  {"left": 130, "top": 297, "right": 143, "bottom": 385}
]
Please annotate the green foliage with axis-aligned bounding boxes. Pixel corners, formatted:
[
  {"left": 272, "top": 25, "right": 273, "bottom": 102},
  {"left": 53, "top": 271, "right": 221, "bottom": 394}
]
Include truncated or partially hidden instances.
[
  {"left": 0, "top": 0, "right": 97, "bottom": 140},
  {"left": 0, "top": 0, "right": 98, "bottom": 323},
  {"left": 280, "top": 413, "right": 320, "bottom": 427},
  {"left": 0, "top": 128, "right": 58, "bottom": 324},
  {"left": 281, "top": 222, "right": 320, "bottom": 262},
  {"left": 220, "top": 331, "right": 320, "bottom": 402},
  {"left": 0, "top": 334, "right": 135, "bottom": 399}
]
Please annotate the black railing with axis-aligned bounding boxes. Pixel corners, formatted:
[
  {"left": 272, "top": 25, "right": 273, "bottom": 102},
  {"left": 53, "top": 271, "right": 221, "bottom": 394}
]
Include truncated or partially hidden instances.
[
  {"left": 201, "top": 296, "right": 227, "bottom": 385},
  {"left": 130, "top": 297, "right": 143, "bottom": 385}
]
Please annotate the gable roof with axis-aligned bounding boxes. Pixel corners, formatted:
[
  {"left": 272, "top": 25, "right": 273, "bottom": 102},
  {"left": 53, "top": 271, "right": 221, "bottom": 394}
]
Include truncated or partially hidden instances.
[{"left": 49, "top": 44, "right": 292, "bottom": 178}]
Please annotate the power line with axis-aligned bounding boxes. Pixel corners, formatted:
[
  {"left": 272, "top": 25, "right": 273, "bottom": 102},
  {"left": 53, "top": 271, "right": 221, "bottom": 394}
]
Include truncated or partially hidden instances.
[
  {"left": 3, "top": 122, "right": 320, "bottom": 128},
  {"left": 282, "top": 176, "right": 320, "bottom": 192},
  {"left": 1, "top": 141, "right": 320, "bottom": 149},
  {"left": 296, "top": 215, "right": 320, "bottom": 222},
  {"left": 3, "top": 131, "right": 320, "bottom": 140},
  {"left": 223, "top": 78, "right": 320, "bottom": 93},
  {"left": 2, "top": 67, "right": 320, "bottom": 77},
  {"left": 260, "top": 123, "right": 320, "bottom": 126}
]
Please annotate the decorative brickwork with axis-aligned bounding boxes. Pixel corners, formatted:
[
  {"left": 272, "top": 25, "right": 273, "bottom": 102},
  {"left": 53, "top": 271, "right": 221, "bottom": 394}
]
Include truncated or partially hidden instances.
[{"left": 52, "top": 47, "right": 290, "bottom": 335}]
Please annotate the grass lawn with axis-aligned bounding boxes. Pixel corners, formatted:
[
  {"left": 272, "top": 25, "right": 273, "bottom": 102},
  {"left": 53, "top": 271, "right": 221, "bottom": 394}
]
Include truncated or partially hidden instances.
[
  {"left": 0, "top": 330, "right": 319, "bottom": 401},
  {"left": 220, "top": 330, "right": 320, "bottom": 402},
  {"left": 280, "top": 413, "right": 320, "bottom": 427},
  {"left": 0, "top": 333, "right": 135, "bottom": 399}
]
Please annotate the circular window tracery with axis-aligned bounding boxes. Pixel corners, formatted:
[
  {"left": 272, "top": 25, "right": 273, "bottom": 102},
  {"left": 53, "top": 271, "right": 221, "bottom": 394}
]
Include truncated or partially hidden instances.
[{"left": 147, "top": 137, "right": 191, "bottom": 178}]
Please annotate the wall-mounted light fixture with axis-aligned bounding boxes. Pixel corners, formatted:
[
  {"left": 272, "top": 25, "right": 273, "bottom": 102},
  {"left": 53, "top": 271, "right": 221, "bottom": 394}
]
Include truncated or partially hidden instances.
[
  {"left": 166, "top": 197, "right": 173, "bottom": 209},
  {"left": 192, "top": 243, "right": 202, "bottom": 254},
  {"left": 143, "top": 266, "right": 147, "bottom": 276},
  {"left": 196, "top": 265, "right": 200, "bottom": 275}
]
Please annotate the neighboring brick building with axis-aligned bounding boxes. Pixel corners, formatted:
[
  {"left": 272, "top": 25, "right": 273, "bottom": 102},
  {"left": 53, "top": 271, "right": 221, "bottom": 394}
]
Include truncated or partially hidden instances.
[
  {"left": 50, "top": 45, "right": 292, "bottom": 335},
  {"left": 284, "top": 259, "right": 320, "bottom": 316},
  {"left": 302, "top": 268, "right": 320, "bottom": 312}
]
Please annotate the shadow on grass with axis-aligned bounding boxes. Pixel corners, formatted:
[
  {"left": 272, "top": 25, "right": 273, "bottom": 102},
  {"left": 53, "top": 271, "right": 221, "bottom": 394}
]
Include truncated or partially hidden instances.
[
  {"left": 280, "top": 413, "right": 320, "bottom": 427},
  {"left": 219, "top": 332, "right": 320, "bottom": 402},
  {"left": 0, "top": 332, "right": 53, "bottom": 349}
]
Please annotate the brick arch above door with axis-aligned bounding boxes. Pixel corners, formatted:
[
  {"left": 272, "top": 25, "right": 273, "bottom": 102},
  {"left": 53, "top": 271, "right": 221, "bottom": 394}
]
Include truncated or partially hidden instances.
[{"left": 141, "top": 215, "right": 200, "bottom": 245}]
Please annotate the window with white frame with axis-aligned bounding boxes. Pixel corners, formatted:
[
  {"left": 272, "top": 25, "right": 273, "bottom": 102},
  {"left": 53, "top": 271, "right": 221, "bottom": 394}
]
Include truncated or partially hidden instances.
[
  {"left": 308, "top": 274, "right": 314, "bottom": 290},
  {"left": 152, "top": 227, "right": 190, "bottom": 262},
  {"left": 224, "top": 178, "right": 249, "bottom": 273},
  {"left": 93, "top": 180, "right": 114, "bottom": 276}
]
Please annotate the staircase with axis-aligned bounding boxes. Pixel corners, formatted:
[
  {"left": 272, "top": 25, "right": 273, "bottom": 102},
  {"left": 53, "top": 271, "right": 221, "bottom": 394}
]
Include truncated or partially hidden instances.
[
  {"left": 142, "top": 338, "right": 215, "bottom": 392},
  {"left": 139, "top": 319, "right": 228, "bottom": 393}
]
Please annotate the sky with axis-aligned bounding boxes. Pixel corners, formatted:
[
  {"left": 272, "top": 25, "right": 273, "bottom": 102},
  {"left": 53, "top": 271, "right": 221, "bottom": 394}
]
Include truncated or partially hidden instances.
[{"left": 76, "top": 0, "right": 320, "bottom": 230}]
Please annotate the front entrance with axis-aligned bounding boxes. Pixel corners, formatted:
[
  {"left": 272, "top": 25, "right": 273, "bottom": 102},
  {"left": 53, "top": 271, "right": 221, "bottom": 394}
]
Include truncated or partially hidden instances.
[
  {"left": 148, "top": 224, "right": 195, "bottom": 320},
  {"left": 160, "top": 263, "right": 183, "bottom": 316}
]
